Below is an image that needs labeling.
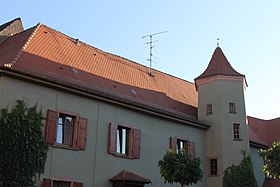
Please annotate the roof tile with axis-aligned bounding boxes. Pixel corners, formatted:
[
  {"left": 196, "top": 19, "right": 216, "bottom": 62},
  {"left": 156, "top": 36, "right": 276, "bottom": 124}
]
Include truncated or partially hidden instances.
[
  {"left": 109, "top": 169, "right": 151, "bottom": 184},
  {"left": 0, "top": 24, "right": 198, "bottom": 118},
  {"left": 195, "top": 47, "right": 245, "bottom": 80}
]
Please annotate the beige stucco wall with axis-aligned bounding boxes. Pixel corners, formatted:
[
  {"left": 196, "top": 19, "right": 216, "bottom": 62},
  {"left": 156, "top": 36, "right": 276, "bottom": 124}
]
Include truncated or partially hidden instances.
[
  {"left": 0, "top": 76, "right": 207, "bottom": 187},
  {"left": 197, "top": 77, "right": 250, "bottom": 187},
  {"left": 250, "top": 146, "right": 265, "bottom": 187}
]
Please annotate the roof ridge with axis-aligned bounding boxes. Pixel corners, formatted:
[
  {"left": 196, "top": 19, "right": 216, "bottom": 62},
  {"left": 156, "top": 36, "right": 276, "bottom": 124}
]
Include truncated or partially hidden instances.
[{"left": 4, "top": 23, "right": 42, "bottom": 68}]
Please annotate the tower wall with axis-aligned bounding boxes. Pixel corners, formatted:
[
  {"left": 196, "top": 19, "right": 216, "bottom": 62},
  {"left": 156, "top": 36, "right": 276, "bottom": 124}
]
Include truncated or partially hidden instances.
[{"left": 197, "top": 76, "right": 249, "bottom": 187}]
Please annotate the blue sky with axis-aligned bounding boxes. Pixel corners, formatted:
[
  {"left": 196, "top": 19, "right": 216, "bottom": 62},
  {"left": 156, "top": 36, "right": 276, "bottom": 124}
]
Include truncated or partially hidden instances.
[{"left": 1, "top": 1, "right": 279, "bottom": 119}]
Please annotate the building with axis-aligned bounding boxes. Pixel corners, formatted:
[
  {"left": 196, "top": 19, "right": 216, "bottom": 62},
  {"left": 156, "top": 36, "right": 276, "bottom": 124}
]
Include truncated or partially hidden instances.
[{"left": 0, "top": 18, "right": 279, "bottom": 187}]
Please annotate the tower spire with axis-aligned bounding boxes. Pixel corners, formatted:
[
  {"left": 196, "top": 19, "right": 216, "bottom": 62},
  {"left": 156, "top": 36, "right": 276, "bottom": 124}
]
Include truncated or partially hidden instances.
[{"left": 217, "top": 38, "right": 220, "bottom": 47}]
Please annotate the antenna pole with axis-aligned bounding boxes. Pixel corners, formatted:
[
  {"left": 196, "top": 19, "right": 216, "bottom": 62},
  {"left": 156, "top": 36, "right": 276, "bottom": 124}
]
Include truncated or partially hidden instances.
[
  {"left": 149, "top": 35, "right": 152, "bottom": 75},
  {"left": 143, "top": 31, "right": 168, "bottom": 76}
]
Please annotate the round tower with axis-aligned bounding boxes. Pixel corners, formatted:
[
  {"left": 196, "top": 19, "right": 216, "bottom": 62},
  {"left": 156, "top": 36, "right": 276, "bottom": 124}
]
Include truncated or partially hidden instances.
[{"left": 195, "top": 47, "right": 249, "bottom": 187}]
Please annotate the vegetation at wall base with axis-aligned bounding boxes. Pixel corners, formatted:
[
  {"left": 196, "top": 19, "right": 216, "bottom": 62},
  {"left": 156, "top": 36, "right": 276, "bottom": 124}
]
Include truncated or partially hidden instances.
[
  {"left": 158, "top": 149, "right": 203, "bottom": 187},
  {"left": 0, "top": 100, "right": 48, "bottom": 187},
  {"left": 259, "top": 141, "right": 280, "bottom": 179},
  {"left": 223, "top": 151, "right": 258, "bottom": 187}
]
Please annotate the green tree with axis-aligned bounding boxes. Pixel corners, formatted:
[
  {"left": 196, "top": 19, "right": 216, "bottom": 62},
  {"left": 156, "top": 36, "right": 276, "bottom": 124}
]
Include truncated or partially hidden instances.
[
  {"left": 223, "top": 151, "right": 258, "bottom": 187},
  {"left": 259, "top": 141, "right": 280, "bottom": 179},
  {"left": 158, "top": 149, "right": 203, "bottom": 187},
  {"left": 0, "top": 100, "right": 48, "bottom": 187}
]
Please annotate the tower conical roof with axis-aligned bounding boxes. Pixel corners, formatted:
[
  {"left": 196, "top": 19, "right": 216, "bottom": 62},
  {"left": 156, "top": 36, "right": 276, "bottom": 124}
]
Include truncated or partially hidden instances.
[{"left": 195, "top": 47, "right": 245, "bottom": 80}]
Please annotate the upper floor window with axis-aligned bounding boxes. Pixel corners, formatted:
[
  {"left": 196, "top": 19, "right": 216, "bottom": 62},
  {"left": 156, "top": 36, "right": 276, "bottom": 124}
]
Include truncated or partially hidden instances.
[
  {"left": 57, "top": 113, "right": 75, "bottom": 146},
  {"left": 209, "top": 158, "right": 218, "bottom": 176},
  {"left": 206, "top": 104, "right": 213, "bottom": 115},
  {"left": 117, "top": 125, "right": 129, "bottom": 155},
  {"left": 229, "top": 102, "right": 236, "bottom": 113},
  {"left": 177, "top": 139, "right": 187, "bottom": 152},
  {"left": 45, "top": 109, "right": 87, "bottom": 150},
  {"left": 170, "top": 136, "right": 195, "bottom": 158},
  {"left": 108, "top": 122, "right": 141, "bottom": 159},
  {"left": 233, "top": 123, "right": 241, "bottom": 140}
]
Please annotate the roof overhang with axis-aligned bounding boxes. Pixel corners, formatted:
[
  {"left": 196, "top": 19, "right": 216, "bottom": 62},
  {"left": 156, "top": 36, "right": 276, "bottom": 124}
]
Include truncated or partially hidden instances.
[
  {"left": 109, "top": 169, "right": 152, "bottom": 185},
  {"left": 0, "top": 67, "right": 210, "bottom": 130},
  {"left": 249, "top": 140, "right": 268, "bottom": 149},
  {"left": 195, "top": 74, "right": 248, "bottom": 91}
]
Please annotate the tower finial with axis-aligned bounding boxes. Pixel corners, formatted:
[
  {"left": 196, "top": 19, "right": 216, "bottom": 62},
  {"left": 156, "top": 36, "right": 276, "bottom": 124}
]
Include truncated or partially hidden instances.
[{"left": 217, "top": 38, "right": 220, "bottom": 47}]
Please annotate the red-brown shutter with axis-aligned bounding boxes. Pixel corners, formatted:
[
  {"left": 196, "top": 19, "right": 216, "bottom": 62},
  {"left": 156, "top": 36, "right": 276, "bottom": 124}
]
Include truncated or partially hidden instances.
[
  {"left": 73, "top": 182, "right": 83, "bottom": 187},
  {"left": 72, "top": 116, "right": 79, "bottom": 148},
  {"left": 43, "top": 178, "right": 52, "bottom": 187},
  {"left": 45, "top": 110, "right": 58, "bottom": 144},
  {"left": 108, "top": 123, "right": 118, "bottom": 154},
  {"left": 189, "top": 141, "right": 195, "bottom": 158},
  {"left": 170, "top": 137, "right": 177, "bottom": 152},
  {"left": 78, "top": 117, "right": 87, "bottom": 150},
  {"left": 132, "top": 128, "right": 141, "bottom": 159}
]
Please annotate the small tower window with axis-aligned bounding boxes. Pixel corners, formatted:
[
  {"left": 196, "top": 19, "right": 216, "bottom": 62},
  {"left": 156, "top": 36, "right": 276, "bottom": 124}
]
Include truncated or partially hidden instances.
[
  {"left": 206, "top": 104, "right": 213, "bottom": 115},
  {"left": 229, "top": 103, "right": 236, "bottom": 113},
  {"left": 233, "top": 123, "right": 241, "bottom": 140},
  {"left": 209, "top": 158, "right": 218, "bottom": 176}
]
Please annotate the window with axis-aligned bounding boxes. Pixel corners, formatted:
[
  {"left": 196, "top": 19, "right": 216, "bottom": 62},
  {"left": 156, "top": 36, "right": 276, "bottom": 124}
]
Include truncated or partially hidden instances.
[
  {"left": 229, "top": 102, "right": 236, "bottom": 113},
  {"left": 53, "top": 181, "right": 71, "bottom": 187},
  {"left": 170, "top": 137, "right": 195, "bottom": 158},
  {"left": 177, "top": 139, "right": 187, "bottom": 152},
  {"left": 108, "top": 122, "right": 141, "bottom": 159},
  {"left": 57, "top": 114, "right": 75, "bottom": 146},
  {"left": 117, "top": 126, "right": 129, "bottom": 155},
  {"left": 206, "top": 104, "right": 213, "bottom": 115},
  {"left": 45, "top": 109, "right": 87, "bottom": 150},
  {"left": 43, "top": 178, "right": 83, "bottom": 187},
  {"left": 209, "top": 158, "right": 218, "bottom": 176},
  {"left": 233, "top": 123, "right": 241, "bottom": 140}
]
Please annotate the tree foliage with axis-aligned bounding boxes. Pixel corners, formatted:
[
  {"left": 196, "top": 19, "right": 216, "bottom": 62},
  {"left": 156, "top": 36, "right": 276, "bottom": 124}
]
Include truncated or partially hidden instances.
[
  {"left": 0, "top": 100, "right": 48, "bottom": 187},
  {"left": 259, "top": 141, "right": 280, "bottom": 179},
  {"left": 223, "top": 151, "right": 258, "bottom": 187},
  {"left": 158, "top": 149, "right": 203, "bottom": 187}
]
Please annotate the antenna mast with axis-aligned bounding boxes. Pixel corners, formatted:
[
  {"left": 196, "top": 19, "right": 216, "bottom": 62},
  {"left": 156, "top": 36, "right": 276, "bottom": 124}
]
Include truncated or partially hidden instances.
[{"left": 142, "top": 31, "right": 168, "bottom": 76}]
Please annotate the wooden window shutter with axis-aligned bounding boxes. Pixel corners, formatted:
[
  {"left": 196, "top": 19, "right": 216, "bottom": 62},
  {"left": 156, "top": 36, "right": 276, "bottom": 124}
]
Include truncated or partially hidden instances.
[
  {"left": 43, "top": 178, "right": 52, "bottom": 187},
  {"left": 189, "top": 141, "right": 195, "bottom": 158},
  {"left": 78, "top": 117, "right": 88, "bottom": 150},
  {"left": 207, "top": 158, "right": 211, "bottom": 176},
  {"left": 72, "top": 117, "right": 79, "bottom": 148},
  {"left": 73, "top": 182, "right": 83, "bottom": 187},
  {"left": 45, "top": 109, "right": 58, "bottom": 144},
  {"left": 170, "top": 137, "right": 177, "bottom": 152},
  {"left": 132, "top": 128, "right": 141, "bottom": 159},
  {"left": 108, "top": 123, "right": 118, "bottom": 154}
]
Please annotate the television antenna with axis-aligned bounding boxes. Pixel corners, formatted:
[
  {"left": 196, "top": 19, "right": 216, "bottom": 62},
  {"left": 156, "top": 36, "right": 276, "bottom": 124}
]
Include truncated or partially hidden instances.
[{"left": 142, "top": 31, "right": 168, "bottom": 76}]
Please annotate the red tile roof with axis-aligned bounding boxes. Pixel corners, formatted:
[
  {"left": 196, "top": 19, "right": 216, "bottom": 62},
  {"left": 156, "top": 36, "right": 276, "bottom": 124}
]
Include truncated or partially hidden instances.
[
  {"left": 263, "top": 178, "right": 280, "bottom": 187},
  {"left": 109, "top": 169, "right": 151, "bottom": 184},
  {"left": 0, "top": 23, "right": 198, "bottom": 119},
  {"left": 0, "top": 17, "right": 23, "bottom": 37},
  {"left": 248, "top": 116, "right": 280, "bottom": 147},
  {"left": 195, "top": 47, "right": 245, "bottom": 80}
]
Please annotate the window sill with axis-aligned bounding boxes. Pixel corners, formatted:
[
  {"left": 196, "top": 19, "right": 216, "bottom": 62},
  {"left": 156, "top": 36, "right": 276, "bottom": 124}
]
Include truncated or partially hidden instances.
[
  {"left": 229, "top": 112, "right": 237, "bottom": 114},
  {"left": 112, "top": 153, "right": 134, "bottom": 159},
  {"left": 205, "top": 113, "right": 213, "bottom": 116},
  {"left": 233, "top": 138, "right": 243, "bottom": 141},
  {"left": 52, "top": 144, "right": 79, "bottom": 151},
  {"left": 208, "top": 174, "right": 219, "bottom": 177}
]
